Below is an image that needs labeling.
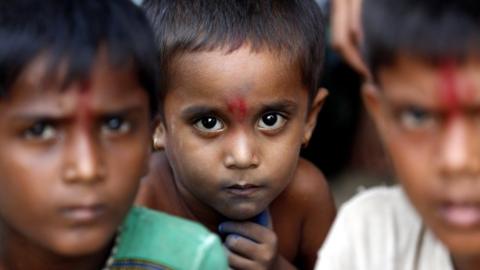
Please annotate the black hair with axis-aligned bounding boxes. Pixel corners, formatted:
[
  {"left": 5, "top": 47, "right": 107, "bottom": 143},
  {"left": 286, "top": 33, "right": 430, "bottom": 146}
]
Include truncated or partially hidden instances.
[
  {"left": 142, "top": 0, "right": 325, "bottom": 106},
  {"left": 362, "top": 0, "right": 480, "bottom": 78},
  {"left": 0, "top": 0, "right": 159, "bottom": 116}
]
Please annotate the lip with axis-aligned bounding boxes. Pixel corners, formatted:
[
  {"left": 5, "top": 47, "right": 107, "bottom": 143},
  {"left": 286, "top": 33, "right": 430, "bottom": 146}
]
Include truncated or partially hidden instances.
[
  {"left": 439, "top": 202, "right": 480, "bottom": 229},
  {"left": 59, "top": 204, "right": 106, "bottom": 224},
  {"left": 225, "top": 183, "right": 261, "bottom": 197}
]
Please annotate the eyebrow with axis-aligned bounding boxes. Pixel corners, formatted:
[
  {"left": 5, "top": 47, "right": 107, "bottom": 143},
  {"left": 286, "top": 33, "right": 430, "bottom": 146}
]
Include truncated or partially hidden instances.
[
  {"left": 180, "top": 105, "right": 221, "bottom": 120},
  {"left": 180, "top": 100, "right": 300, "bottom": 119},
  {"left": 11, "top": 105, "right": 147, "bottom": 122},
  {"left": 259, "top": 100, "right": 299, "bottom": 114}
]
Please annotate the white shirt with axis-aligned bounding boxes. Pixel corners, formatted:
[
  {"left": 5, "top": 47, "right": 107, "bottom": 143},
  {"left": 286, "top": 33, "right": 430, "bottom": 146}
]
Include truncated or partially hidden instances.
[{"left": 316, "top": 186, "right": 454, "bottom": 270}]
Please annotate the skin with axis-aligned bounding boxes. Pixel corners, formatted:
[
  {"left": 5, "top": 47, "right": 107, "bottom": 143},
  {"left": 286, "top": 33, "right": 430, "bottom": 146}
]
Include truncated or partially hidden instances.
[
  {"left": 330, "top": 0, "right": 370, "bottom": 79},
  {"left": 363, "top": 54, "right": 480, "bottom": 270},
  {"left": 228, "top": 97, "right": 248, "bottom": 122},
  {"left": 137, "top": 46, "right": 336, "bottom": 270},
  {"left": 0, "top": 52, "right": 151, "bottom": 270}
]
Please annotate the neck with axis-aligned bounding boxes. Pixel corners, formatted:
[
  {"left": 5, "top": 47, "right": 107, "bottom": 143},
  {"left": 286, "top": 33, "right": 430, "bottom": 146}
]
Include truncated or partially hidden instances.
[
  {"left": 0, "top": 223, "right": 111, "bottom": 270},
  {"left": 170, "top": 170, "right": 223, "bottom": 233},
  {"left": 452, "top": 254, "right": 480, "bottom": 270}
]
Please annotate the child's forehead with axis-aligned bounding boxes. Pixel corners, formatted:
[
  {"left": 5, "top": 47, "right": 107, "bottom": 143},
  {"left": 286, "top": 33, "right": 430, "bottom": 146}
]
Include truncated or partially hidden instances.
[
  {"left": 4, "top": 53, "right": 145, "bottom": 111},
  {"left": 377, "top": 54, "right": 480, "bottom": 104},
  {"left": 12, "top": 52, "right": 136, "bottom": 95},
  {"left": 167, "top": 46, "right": 303, "bottom": 98}
]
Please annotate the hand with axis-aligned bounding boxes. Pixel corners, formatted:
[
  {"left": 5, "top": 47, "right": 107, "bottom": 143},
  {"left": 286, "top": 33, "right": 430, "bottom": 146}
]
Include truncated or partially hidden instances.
[
  {"left": 219, "top": 221, "right": 279, "bottom": 270},
  {"left": 330, "top": 0, "right": 371, "bottom": 79}
]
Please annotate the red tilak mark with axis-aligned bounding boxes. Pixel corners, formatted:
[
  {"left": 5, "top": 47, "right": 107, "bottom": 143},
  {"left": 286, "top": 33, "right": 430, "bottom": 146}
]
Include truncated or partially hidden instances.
[
  {"left": 440, "top": 61, "right": 460, "bottom": 115},
  {"left": 227, "top": 97, "right": 248, "bottom": 121},
  {"left": 80, "top": 79, "right": 91, "bottom": 93},
  {"left": 77, "top": 81, "right": 93, "bottom": 130}
]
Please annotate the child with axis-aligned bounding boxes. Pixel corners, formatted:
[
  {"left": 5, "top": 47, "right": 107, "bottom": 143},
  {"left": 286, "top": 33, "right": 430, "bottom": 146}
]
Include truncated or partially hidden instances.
[
  {"left": 0, "top": 0, "right": 227, "bottom": 269},
  {"left": 136, "top": 0, "right": 336, "bottom": 269},
  {"left": 316, "top": 0, "right": 480, "bottom": 269}
]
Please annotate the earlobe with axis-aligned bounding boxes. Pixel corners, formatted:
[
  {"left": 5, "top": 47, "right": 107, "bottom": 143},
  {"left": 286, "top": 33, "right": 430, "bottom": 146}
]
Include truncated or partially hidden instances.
[
  {"left": 152, "top": 122, "right": 166, "bottom": 151},
  {"left": 303, "top": 88, "right": 329, "bottom": 145}
]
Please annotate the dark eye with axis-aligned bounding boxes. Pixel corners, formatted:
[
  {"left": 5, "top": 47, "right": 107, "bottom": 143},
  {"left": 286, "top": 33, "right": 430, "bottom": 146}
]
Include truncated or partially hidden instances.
[
  {"left": 398, "top": 107, "right": 437, "bottom": 130},
  {"left": 24, "top": 121, "right": 56, "bottom": 141},
  {"left": 102, "top": 116, "right": 131, "bottom": 135},
  {"left": 258, "top": 112, "right": 287, "bottom": 130},
  {"left": 193, "top": 116, "right": 224, "bottom": 132}
]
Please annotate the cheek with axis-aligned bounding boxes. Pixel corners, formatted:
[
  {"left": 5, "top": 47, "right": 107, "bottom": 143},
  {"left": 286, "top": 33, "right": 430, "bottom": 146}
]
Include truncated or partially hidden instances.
[
  {"left": 0, "top": 149, "right": 57, "bottom": 208},
  {"left": 263, "top": 138, "right": 301, "bottom": 184},
  {"left": 168, "top": 140, "right": 217, "bottom": 182},
  {"left": 106, "top": 140, "right": 150, "bottom": 203},
  {"left": 165, "top": 125, "right": 216, "bottom": 171},
  {"left": 102, "top": 137, "right": 147, "bottom": 205},
  {"left": 385, "top": 134, "right": 437, "bottom": 208},
  {"left": 0, "top": 161, "right": 58, "bottom": 248}
]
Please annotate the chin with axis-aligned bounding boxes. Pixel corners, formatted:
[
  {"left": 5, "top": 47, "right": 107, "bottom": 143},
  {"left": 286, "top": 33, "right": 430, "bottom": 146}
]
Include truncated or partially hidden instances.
[
  {"left": 220, "top": 204, "right": 266, "bottom": 221},
  {"left": 49, "top": 229, "right": 114, "bottom": 257},
  {"left": 443, "top": 236, "right": 480, "bottom": 257}
]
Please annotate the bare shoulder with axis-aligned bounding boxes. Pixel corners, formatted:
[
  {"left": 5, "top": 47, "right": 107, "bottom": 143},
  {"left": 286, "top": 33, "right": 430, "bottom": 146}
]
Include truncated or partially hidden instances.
[
  {"left": 271, "top": 158, "right": 336, "bottom": 269},
  {"left": 271, "top": 157, "right": 336, "bottom": 228},
  {"left": 278, "top": 158, "right": 334, "bottom": 210}
]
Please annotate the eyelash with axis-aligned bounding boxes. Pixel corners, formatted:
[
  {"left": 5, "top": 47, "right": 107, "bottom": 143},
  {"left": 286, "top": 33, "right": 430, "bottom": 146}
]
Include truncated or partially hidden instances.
[
  {"left": 101, "top": 115, "right": 132, "bottom": 135},
  {"left": 191, "top": 111, "right": 289, "bottom": 134},
  {"left": 257, "top": 112, "right": 288, "bottom": 131},
  {"left": 23, "top": 121, "right": 57, "bottom": 141},
  {"left": 193, "top": 115, "right": 225, "bottom": 133},
  {"left": 394, "top": 106, "right": 439, "bottom": 131},
  {"left": 20, "top": 115, "right": 133, "bottom": 142}
]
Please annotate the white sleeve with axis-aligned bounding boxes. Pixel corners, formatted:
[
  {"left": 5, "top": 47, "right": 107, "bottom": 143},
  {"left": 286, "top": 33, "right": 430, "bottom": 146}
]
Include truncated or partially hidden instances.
[
  {"left": 314, "top": 197, "right": 358, "bottom": 270},
  {"left": 315, "top": 186, "right": 405, "bottom": 270}
]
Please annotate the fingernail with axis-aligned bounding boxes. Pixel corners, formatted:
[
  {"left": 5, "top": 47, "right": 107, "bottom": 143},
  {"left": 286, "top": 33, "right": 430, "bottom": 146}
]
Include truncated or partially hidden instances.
[{"left": 226, "top": 234, "right": 240, "bottom": 246}]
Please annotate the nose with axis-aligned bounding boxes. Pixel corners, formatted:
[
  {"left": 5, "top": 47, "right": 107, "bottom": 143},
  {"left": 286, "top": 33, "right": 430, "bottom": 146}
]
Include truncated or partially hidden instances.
[
  {"left": 439, "top": 117, "right": 480, "bottom": 177},
  {"left": 62, "top": 132, "right": 106, "bottom": 184},
  {"left": 223, "top": 130, "right": 259, "bottom": 169}
]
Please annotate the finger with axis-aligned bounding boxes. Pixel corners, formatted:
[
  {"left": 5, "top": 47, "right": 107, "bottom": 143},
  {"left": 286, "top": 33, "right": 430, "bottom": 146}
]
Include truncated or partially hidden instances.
[
  {"left": 330, "top": 0, "right": 350, "bottom": 50},
  {"left": 252, "top": 209, "right": 272, "bottom": 229},
  {"left": 336, "top": 39, "right": 371, "bottom": 79},
  {"left": 219, "top": 221, "right": 275, "bottom": 244},
  {"left": 349, "top": 0, "right": 363, "bottom": 44},
  {"left": 227, "top": 250, "right": 257, "bottom": 270},
  {"left": 225, "top": 234, "right": 257, "bottom": 259}
]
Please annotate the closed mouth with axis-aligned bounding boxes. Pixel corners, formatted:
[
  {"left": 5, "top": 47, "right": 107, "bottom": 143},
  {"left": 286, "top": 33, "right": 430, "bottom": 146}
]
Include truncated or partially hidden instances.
[
  {"left": 439, "top": 201, "right": 480, "bottom": 229},
  {"left": 60, "top": 204, "right": 106, "bottom": 225},
  {"left": 225, "top": 183, "right": 261, "bottom": 196}
]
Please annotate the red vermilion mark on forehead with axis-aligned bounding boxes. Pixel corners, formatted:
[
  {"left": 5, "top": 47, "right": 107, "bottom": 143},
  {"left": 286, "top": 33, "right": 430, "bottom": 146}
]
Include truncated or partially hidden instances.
[
  {"left": 80, "top": 79, "right": 91, "bottom": 93},
  {"left": 77, "top": 80, "right": 93, "bottom": 130},
  {"left": 227, "top": 97, "right": 248, "bottom": 121},
  {"left": 440, "top": 61, "right": 460, "bottom": 114}
]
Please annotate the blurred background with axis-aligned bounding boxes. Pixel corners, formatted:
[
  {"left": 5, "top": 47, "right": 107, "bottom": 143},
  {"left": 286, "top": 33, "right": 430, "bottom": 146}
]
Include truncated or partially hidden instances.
[{"left": 299, "top": 0, "right": 394, "bottom": 206}]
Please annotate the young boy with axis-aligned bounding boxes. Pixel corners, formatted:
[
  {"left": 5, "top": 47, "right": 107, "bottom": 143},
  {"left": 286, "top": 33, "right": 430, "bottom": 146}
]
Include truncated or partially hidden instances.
[
  {"left": 316, "top": 0, "right": 480, "bottom": 269},
  {"left": 0, "top": 1, "right": 227, "bottom": 269},
  {"left": 136, "top": 1, "right": 336, "bottom": 269}
]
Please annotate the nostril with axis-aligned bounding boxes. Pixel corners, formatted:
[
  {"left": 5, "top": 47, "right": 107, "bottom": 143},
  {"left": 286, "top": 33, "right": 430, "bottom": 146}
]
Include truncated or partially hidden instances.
[{"left": 224, "top": 151, "right": 259, "bottom": 169}]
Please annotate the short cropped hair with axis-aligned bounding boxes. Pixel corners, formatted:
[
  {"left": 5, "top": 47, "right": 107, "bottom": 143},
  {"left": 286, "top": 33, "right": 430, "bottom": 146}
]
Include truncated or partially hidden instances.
[
  {"left": 0, "top": 0, "right": 159, "bottom": 116},
  {"left": 362, "top": 0, "right": 480, "bottom": 78},
  {"left": 142, "top": 0, "right": 325, "bottom": 106}
]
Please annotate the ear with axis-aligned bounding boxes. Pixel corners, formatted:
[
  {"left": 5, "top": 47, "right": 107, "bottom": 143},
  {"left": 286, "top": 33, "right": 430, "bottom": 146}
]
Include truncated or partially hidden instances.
[
  {"left": 152, "top": 121, "right": 167, "bottom": 151},
  {"left": 303, "top": 88, "right": 329, "bottom": 145},
  {"left": 362, "top": 82, "right": 385, "bottom": 131}
]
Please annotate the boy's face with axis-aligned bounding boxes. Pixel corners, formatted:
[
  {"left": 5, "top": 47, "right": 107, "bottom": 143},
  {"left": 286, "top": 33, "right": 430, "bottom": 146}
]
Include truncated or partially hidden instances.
[
  {"left": 0, "top": 53, "right": 151, "bottom": 256},
  {"left": 364, "top": 55, "right": 480, "bottom": 257},
  {"left": 155, "top": 46, "right": 326, "bottom": 220}
]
